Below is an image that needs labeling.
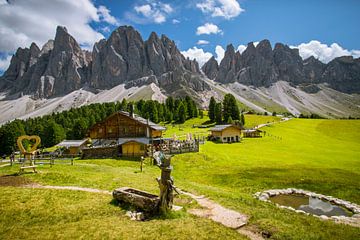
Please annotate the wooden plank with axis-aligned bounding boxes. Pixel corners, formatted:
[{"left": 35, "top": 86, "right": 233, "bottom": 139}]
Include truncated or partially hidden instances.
[{"left": 20, "top": 166, "right": 37, "bottom": 169}]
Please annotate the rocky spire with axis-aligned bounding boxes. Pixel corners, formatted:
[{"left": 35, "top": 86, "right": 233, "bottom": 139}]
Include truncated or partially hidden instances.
[{"left": 201, "top": 56, "right": 219, "bottom": 80}]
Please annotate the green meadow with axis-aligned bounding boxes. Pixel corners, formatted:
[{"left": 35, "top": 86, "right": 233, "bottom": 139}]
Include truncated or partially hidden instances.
[{"left": 1, "top": 116, "right": 360, "bottom": 239}]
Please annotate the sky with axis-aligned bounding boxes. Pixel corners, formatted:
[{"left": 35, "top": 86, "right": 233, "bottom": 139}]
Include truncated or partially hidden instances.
[{"left": 1, "top": 0, "right": 360, "bottom": 73}]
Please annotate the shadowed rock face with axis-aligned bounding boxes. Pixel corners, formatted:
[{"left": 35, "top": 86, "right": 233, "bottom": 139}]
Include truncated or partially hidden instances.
[
  {"left": 202, "top": 39, "right": 360, "bottom": 93},
  {"left": 202, "top": 56, "right": 218, "bottom": 80},
  {"left": 0, "top": 25, "right": 208, "bottom": 99}
]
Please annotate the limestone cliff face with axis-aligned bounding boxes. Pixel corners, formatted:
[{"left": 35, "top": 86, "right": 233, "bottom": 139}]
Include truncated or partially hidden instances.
[
  {"left": 90, "top": 26, "right": 206, "bottom": 92},
  {"left": 203, "top": 39, "right": 360, "bottom": 93},
  {"left": 0, "top": 25, "right": 208, "bottom": 99},
  {"left": 0, "top": 27, "right": 91, "bottom": 98}
]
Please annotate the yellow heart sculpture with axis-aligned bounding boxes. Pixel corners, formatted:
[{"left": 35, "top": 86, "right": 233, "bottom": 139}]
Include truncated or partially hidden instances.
[{"left": 17, "top": 135, "right": 41, "bottom": 154}]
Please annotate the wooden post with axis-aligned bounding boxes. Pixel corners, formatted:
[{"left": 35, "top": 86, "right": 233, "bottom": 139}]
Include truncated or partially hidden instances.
[{"left": 155, "top": 153, "right": 175, "bottom": 214}]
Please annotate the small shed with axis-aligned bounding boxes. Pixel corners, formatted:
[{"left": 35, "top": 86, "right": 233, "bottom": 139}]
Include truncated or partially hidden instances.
[
  {"left": 243, "top": 129, "right": 263, "bottom": 138},
  {"left": 117, "top": 138, "right": 149, "bottom": 157},
  {"left": 56, "top": 139, "right": 89, "bottom": 155},
  {"left": 210, "top": 125, "right": 242, "bottom": 143}
]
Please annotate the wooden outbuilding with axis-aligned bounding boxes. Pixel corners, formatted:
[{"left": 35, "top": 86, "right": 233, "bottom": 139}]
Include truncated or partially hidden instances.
[
  {"left": 56, "top": 139, "right": 89, "bottom": 155},
  {"left": 83, "top": 111, "right": 166, "bottom": 158},
  {"left": 243, "top": 129, "right": 263, "bottom": 138},
  {"left": 210, "top": 125, "right": 242, "bottom": 143}
]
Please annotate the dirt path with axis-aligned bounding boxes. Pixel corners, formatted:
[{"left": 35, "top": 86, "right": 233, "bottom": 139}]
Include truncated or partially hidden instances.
[
  {"left": 181, "top": 190, "right": 264, "bottom": 240},
  {"left": 32, "top": 185, "right": 112, "bottom": 195}
]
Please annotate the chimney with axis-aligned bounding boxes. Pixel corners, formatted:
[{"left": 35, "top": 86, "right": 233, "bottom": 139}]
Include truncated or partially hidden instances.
[{"left": 129, "top": 104, "right": 134, "bottom": 118}]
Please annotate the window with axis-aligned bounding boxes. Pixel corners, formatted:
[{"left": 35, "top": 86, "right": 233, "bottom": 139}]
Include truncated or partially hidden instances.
[{"left": 98, "top": 128, "right": 103, "bottom": 133}]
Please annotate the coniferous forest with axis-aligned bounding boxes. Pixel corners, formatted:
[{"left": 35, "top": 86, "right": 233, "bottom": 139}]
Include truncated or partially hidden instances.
[{"left": 0, "top": 96, "right": 199, "bottom": 155}]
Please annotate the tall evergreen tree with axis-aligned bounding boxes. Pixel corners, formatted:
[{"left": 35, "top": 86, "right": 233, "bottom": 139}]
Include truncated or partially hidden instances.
[
  {"left": 177, "top": 102, "right": 186, "bottom": 123},
  {"left": 43, "top": 121, "right": 66, "bottom": 147},
  {"left": 208, "top": 97, "right": 216, "bottom": 122},
  {"left": 223, "top": 94, "right": 240, "bottom": 122},
  {"left": 215, "top": 102, "right": 222, "bottom": 124},
  {"left": 166, "top": 96, "right": 175, "bottom": 112},
  {"left": 240, "top": 113, "right": 245, "bottom": 126}
]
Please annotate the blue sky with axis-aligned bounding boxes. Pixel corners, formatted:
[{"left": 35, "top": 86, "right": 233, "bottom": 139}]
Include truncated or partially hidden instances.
[{"left": 1, "top": 0, "right": 360, "bottom": 72}]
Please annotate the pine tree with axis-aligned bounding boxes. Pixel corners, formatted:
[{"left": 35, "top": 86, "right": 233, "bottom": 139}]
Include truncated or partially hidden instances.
[
  {"left": 215, "top": 102, "right": 222, "bottom": 124},
  {"left": 240, "top": 113, "right": 245, "bottom": 126},
  {"left": 43, "top": 121, "right": 66, "bottom": 147},
  {"left": 166, "top": 96, "right": 175, "bottom": 112},
  {"left": 199, "top": 109, "right": 204, "bottom": 119},
  {"left": 208, "top": 97, "right": 216, "bottom": 122},
  {"left": 177, "top": 102, "right": 186, "bottom": 123},
  {"left": 223, "top": 94, "right": 240, "bottom": 122},
  {"left": 73, "top": 119, "right": 88, "bottom": 140}
]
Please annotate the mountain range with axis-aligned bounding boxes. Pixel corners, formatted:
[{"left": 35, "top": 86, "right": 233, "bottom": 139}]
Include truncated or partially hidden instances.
[{"left": 0, "top": 25, "right": 360, "bottom": 124}]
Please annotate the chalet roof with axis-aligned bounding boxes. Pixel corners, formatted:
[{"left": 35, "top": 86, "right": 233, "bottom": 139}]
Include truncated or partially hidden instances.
[
  {"left": 118, "top": 111, "right": 166, "bottom": 131},
  {"left": 57, "top": 139, "right": 88, "bottom": 148},
  {"left": 210, "top": 124, "right": 243, "bottom": 132}
]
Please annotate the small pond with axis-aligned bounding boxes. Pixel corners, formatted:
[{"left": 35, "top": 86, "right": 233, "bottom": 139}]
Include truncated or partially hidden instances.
[{"left": 270, "top": 194, "right": 354, "bottom": 217}]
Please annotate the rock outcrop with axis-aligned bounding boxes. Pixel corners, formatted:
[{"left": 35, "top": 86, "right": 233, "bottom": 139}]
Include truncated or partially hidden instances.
[
  {"left": 0, "top": 25, "right": 209, "bottom": 99},
  {"left": 202, "top": 39, "right": 360, "bottom": 93}
]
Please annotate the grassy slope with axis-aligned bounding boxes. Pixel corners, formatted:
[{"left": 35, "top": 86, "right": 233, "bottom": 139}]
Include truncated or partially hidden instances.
[
  {"left": 1, "top": 117, "right": 359, "bottom": 239},
  {"left": 172, "top": 119, "right": 360, "bottom": 239}
]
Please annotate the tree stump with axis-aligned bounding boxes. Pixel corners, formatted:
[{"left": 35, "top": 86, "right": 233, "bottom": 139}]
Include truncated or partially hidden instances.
[{"left": 155, "top": 152, "right": 175, "bottom": 214}]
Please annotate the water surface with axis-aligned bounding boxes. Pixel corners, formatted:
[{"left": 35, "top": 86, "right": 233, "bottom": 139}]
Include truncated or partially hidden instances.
[{"left": 270, "top": 194, "right": 353, "bottom": 217}]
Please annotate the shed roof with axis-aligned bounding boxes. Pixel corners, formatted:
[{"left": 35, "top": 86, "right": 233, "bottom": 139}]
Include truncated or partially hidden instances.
[
  {"left": 243, "top": 129, "right": 263, "bottom": 133},
  {"left": 117, "top": 138, "right": 150, "bottom": 145},
  {"left": 210, "top": 124, "right": 243, "bottom": 132},
  {"left": 57, "top": 139, "right": 88, "bottom": 147}
]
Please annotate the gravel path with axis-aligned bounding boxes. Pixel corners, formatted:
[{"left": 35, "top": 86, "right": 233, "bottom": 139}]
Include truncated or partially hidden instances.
[{"left": 181, "top": 190, "right": 264, "bottom": 240}]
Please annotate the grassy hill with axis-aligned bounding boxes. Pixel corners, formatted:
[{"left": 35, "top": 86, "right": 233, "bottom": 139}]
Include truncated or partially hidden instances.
[{"left": 1, "top": 117, "right": 359, "bottom": 239}]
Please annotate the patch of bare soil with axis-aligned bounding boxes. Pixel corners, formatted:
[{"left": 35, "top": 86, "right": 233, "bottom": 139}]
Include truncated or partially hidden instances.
[{"left": 0, "top": 174, "right": 38, "bottom": 187}]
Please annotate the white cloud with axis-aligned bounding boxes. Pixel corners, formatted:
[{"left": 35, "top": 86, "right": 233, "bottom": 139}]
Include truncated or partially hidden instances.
[
  {"left": 134, "top": 4, "right": 152, "bottom": 16},
  {"left": 196, "top": 23, "right": 222, "bottom": 35},
  {"left": 197, "top": 40, "right": 210, "bottom": 45},
  {"left": 0, "top": 0, "right": 115, "bottom": 52},
  {"left": 215, "top": 45, "right": 225, "bottom": 63},
  {"left": 181, "top": 47, "right": 212, "bottom": 67},
  {"left": 351, "top": 50, "right": 360, "bottom": 58},
  {"left": 291, "top": 40, "right": 360, "bottom": 63},
  {"left": 133, "top": 1, "right": 173, "bottom": 24},
  {"left": 0, "top": 54, "right": 12, "bottom": 72},
  {"left": 196, "top": 0, "right": 244, "bottom": 20},
  {"left": 98, "top": 5, "right": 119, "bottom": 25},
  {"left": 172, "top": 19, "right": 180, "bottom": 24},
  {"left": 237, "top": 44, "right": 246, "bottom": 54}
]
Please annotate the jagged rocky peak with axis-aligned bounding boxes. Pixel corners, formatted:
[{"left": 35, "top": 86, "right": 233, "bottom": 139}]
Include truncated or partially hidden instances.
[
  {"left": 215, "top": 44, "right": 237, "bottom": 83},
  {"left": 256, "top": 39, "right": 272, "bottom": 59},
  {"left": 273, "top": 42, "right": 305, "bottom": 84},
  {"left": 40, "top": 40, "right": 54, "bottom": 55},
  {"left": 201, "top": 56, "right": 219, "bottom": 80},
  {"left": 53, "top": 26, "right": 81, "bottom": 55},
  {"left": 322, "top": 56, "right": 360, "bottom": 93}
]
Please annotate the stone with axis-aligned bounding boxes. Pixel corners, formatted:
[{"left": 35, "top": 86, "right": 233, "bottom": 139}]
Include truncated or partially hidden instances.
[
  {"left": 319, "top": 215, "right": 329, "bottom": 220},
  {"left": 113, "top": 187, "right": 160, "bottom": 213}
]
